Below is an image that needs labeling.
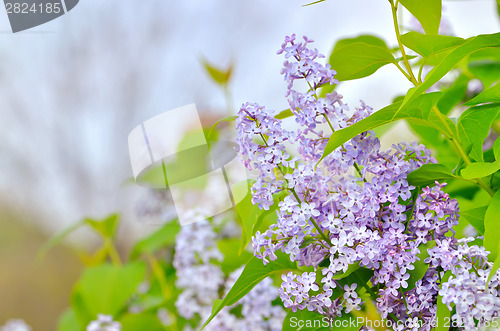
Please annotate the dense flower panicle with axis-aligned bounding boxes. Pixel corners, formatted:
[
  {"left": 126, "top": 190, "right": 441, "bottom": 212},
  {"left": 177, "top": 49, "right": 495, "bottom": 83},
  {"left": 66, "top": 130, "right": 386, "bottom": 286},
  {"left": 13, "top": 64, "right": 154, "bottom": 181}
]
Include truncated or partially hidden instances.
[
  {"left": 174, "top": 220, "right": 285, "bottom": 330},
  {"left": 434, "top": 238, "right": 500, "bottom": 329},
  {"left": 235, "top": 35, "right": 500, "bottom": 330},
  {"left": 236, "top": 102, "right": 292, "bottom": 210},
  {"left": 87, "top": 315, "right": 121, "bottom": 331},
  {"left": 174, "top": 221, "right": 226, "bottom": 321}
]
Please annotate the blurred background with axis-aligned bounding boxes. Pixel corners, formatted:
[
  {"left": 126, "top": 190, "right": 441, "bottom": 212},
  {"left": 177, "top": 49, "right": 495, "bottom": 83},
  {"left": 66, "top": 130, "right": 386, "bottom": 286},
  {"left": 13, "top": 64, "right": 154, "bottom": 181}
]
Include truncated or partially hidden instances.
[{"left": 0, "top": 0, "right": 498, "bottom": 329}]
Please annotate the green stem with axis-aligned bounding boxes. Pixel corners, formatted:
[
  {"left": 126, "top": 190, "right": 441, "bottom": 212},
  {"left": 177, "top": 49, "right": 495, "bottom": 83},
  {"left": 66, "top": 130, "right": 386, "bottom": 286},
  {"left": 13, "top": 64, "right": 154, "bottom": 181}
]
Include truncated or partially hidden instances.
[
  {"left": 390, "top": 0, "right": 419, "bottom": 86},
  {"left": 353, "top": 163, "right": 367, "bottom": 183},
  {"left": 147, "top": 253, "right": 171, "bottom": 300},
  {"left": 389, "top": 0, "right": 496, "bottom": 197},
  {"left": 449, "top": 136, "right": 495, "bottom": 197},
  {"left": 394, "top": 61, "right": 413, "bottom": 82},
  {"left": 322, "top": 113, "right": 335, "bottom": 132},
  {"left": 105, "top": 238, "right": 122, "bottom": 266}
]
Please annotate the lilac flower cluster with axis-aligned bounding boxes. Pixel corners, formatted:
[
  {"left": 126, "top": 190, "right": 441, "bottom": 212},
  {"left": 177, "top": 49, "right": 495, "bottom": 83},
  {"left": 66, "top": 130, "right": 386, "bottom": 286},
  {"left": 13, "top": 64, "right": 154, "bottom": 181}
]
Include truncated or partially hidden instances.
[
  {"left": 373, "top": 183, "right": 460, "bottom": 327},
  {"left": 174, "top": 220, "right": 225, "bottom": 322},
  {"left": 235, "top": 35, "right": 500, "bottom": 330},
  {"left": 437, "top": 237, "right": 500, "bottom": 329},
  {"left": 87, "top": 314, "right": 121, "bottom": 331},
  {"left": 174, "top": 219, "right": 285, "bottom": 331}
]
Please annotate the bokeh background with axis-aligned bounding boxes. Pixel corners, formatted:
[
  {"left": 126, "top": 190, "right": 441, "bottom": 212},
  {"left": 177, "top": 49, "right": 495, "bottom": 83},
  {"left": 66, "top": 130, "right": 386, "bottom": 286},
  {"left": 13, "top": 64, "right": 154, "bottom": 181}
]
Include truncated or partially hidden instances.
[{"left": 0, "top": 0, "right": 498, "bottom": 329}]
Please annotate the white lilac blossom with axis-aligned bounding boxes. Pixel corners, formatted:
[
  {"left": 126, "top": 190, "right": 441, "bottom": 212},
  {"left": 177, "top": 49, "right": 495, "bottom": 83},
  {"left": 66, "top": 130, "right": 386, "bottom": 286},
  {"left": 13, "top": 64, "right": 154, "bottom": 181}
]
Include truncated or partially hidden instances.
[
  {"left": 0, "top": 320, "right": 32, "bottom": 331},
  {"left": 174, "top": 220, "right": 285, "bottom": 330},
  {"left": 436, "top": 237, "right": 500, "bottom": 329},
  {"left": 235, "top": 35, "right": 500, "bottom": 331},
  {"left": 174, "top": 220, "right": 225, "bottom": 321},
  {"left": 86, "top": 314, "right": 121, "bottom": 331}
]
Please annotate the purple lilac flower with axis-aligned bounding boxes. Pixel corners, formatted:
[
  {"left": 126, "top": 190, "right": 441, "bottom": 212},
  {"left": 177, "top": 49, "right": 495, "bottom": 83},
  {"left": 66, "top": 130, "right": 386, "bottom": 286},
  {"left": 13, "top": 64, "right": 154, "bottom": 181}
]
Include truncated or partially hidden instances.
[
  {"left": 174, "top": 220, "right": 285, "bottom": 330},
  {"left": 235, "top": 35, "right": 500, "bottom": 330}
]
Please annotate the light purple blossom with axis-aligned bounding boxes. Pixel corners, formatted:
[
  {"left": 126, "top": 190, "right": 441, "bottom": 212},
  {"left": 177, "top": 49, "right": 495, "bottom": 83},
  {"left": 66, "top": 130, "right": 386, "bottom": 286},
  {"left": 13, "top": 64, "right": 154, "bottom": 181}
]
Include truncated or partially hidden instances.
[
  {"left": 236, "top": 35, "right": 497, "bottom": 331},
  {"left": 174, "top": 220, "right": 285, "bottom": 330}
]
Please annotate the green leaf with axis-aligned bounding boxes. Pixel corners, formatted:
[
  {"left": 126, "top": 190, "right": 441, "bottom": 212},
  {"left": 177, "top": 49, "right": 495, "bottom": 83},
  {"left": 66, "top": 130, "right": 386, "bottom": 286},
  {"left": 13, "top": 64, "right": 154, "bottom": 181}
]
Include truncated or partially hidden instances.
[
  {"left": 407, "top": 164, "right": 459, "bottom": 187},
  {"left": 235, "top": 180, "right": 285, "bottom": 253},
  {"left": 85, "top": 214, "right": 120, "bottom": 239},
  {"left": 399, "top": 33, "right": 500, "bottom": 112},
  {"left": 469, "top": 62, "right": 500, "bottom": 88},
  {"left": 200, "top": 252, "right": 298, "bottom": 329},
  {"left": 461, "top": 161, "right": 500, "bottom": 179},
  {"left": 421, "top": 47, "right": 457, "bottom": 68},
  {"left": 487, "top": 240, "right": 500, "bottom": 285},
  {"left": 395, "top": 55, "right": 418, "bottom": 63},
  {"left": 134, "top": 164, "right": 169, "bottom": 188},
  {"left": 71, "top": 287, "right": 94, "bottom": 327},
  {"left": 494, "top": 138, "right": 500, "bottom": 160},
  {"left": 400, "top": 0, "right": 442, "bottom": 35},
  {"left": 137, "top": 293, "right": 164, "bottom": 312},
  {"left": 484, "top": 190, "right": 500, "bottom": 261},
  {"left": 252, "top": 212, "right": 280, "bottom": 250},
  {"left": 119, "top": 313, "right": 166, "bottom": 330},
  {"left": 320, "top": 93, "right": 442, "bottom": 162},
  {"left": 329, "top": 36, "right": 396, "bottom": 81},
  {"left": 401, "top": 32, "right": 464, "bottom": 57},
  {"left": 435, "top": 271, "right": 452, "bottom": 331},
  {"left": 130, "top": 221, "right": 180, "bottom": 260},
  {"left": 75, "top": 263, "right": 146, "bottom": 318},
  {"left": 333, "top": 35, "right": 389, "bottom": 50},
  {"left": 427, "top": 106, "right": 457, "bottom": 137},
  {"left": 457, "top": 104, "right": 500, "bottom": 162},
  {"left": 201, "top": 58, "right": 232, "bottom": 85},
  {"left": 207, "top": 115, "right": 238, "bottom": 141},
  {"left": 436, "top": 74, "right": 470, "bottom": 115},
  {"left": 463, "top": 82, "right": 500, "bottom": 106},
  {"left": 407, "top": 120, "right": 442, "bottom": 147},
  {"left": 460, "top": 206, "right": 487, "bottom": 235},
  {"left": 57, "top": 308, "right": 80, "bottom": 331},
  {"left": 38, "top": 220, "right": 86, "bottom": 260},
  {"left": 469, "top": 47, "right": 500, "bottom": 62},
  {"left": 318, "top": 83, "right": 336, "bottom": 99},
  {"left": 217, "top": 238, "right": 253, "bottom": 275},
  {"left": 302, "top": 0, "right": 326, "bottom": 7},
  {"left": 331, "top": 263, "right": 360, "bottom": 280},
  {"left": 275, "top": 109, "right": 293, "bottom": 120},
  {"left": 234, "top": 180, "right": 258, "bottom": 252},
  {"left": 407, "top": 244, "right": 431, "bottom": 291},
  {"left": 372, "top": 121, "right": 396, "bottom": 138},
  {"left": 408, "top": 120, "right": 460, "bottom": 169}
]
